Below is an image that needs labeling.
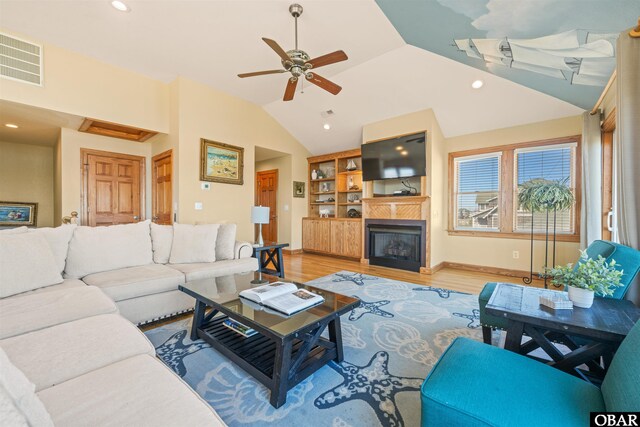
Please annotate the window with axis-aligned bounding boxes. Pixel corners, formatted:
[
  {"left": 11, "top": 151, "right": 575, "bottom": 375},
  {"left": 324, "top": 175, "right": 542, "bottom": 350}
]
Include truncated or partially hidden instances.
[
  {"left": 448, "top": 136, "right": 581, "bottom": 241},
  {"left": 453, "top": 154, "right": 501, "bottom": 230}
]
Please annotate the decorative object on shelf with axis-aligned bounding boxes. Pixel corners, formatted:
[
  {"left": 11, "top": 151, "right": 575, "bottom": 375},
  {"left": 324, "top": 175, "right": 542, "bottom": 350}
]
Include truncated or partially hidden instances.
[
  {"left": 517, "top": 178, "right": 575, "bottom": 288},
  {"left": 200, "top": 139, "right": 244, "bottom": 185},
  {"left": 293, "top": 181, "right": 305, "bottom": 198},
  {"left": 348, "top": 194, "right": 360, "bottom": 203},
  {"left": 0, "top": 201, "right": 37, "bottom": 227},
  {"left": 321, "top": 182, "right": 330, "bottom": 192},
  {"left": 347, "top": 208, "right": 361, "bottom": 218},
  {"left": 316, "top": 169, "right": 326, "bottom": 179},
  {"left": 251, "top": 206, "right": 270, "bottom": 247},
  {"left": 319, "top": 209, "right": 331, "bottom": 218},
  {"left": 311, "top": 169, "right": 318, "bottom": 180},
  {"left": 545, "top": 251, "right": 623, "bottom": 308},
  {"left": 327, "top": 197, "right": 335, "bottom": 202},
  {"left": 62, "top": 211, "right": 79, "bottom": 225},
  {"left": 346, "top": 159, "right": 358, "bottom": 171},
  {"left": 324, "top": 166, "right": 335, "bottom": 178}
]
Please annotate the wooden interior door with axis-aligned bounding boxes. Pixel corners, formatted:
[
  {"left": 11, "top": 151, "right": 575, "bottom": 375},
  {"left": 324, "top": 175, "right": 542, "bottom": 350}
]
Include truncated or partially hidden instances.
[
  {"left": 82, "top": 149, "right": 145, "bottom": 226},
  {"left": 256, "top": 169, "right": 278, "bottom": 244},
  {"left": 152, "top": 150, "right": 173, "bottom": 225}
]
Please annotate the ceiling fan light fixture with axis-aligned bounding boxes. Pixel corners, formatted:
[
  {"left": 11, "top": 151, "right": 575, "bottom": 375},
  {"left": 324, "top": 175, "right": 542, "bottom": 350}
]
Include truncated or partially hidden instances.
[{"left": 471, "top": 80, "right": 484, "bottom": 89}]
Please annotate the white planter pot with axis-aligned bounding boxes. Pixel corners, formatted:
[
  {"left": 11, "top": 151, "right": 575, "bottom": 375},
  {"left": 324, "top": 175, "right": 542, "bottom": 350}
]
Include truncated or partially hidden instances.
[{"left": 568, "top": 286, "right": 595, "bottom": 308}]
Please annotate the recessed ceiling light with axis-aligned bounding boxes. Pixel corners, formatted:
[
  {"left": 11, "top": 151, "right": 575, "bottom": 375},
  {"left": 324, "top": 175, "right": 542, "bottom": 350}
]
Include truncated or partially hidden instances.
[
  {"left": 111, "top": 1, "right": 130, "bottom": 12},
  {"left": 323, "top": 123, "right": 331, "bottom": 130},
  {"left": 395, "top": 145, "right": 403, "bottom": 151},
  {"left": 471, "top": 80, "right": 484, "bottom": 89},
  {"left": 401, "top": 150, "right": 408, "bottom": 156},
  {"left": 5, "top": 123, "right": 18, "bottom": 129}
]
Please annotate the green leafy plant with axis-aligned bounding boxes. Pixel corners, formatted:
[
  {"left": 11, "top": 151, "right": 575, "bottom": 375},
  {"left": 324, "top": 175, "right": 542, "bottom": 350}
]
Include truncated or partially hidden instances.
[
  {"left": 546, "top": 251, "right": 624, "bottom": 296},
  {"left": 518, "top": 178, "right": 575, "bottom": 212}
]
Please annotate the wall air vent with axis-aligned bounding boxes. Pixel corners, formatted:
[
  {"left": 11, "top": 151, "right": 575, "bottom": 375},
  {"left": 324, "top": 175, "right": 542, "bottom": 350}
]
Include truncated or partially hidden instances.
[{"left": 0, "top": 33, "right": 43, "bottom": 86}]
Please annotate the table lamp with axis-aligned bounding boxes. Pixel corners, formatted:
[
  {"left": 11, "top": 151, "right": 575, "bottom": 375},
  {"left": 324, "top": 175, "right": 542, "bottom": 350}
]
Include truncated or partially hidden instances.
[{"left": 251, "top": 206, "right": 270, "bottom": 247}]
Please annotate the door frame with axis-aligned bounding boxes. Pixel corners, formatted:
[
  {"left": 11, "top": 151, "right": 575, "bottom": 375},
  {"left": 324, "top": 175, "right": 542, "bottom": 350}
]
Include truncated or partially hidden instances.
[
  {"left": 80, "top": 148, "right": 146, "bottom": 226},
  {"left": 255, "top": 168, "right": 278, "bottom": 243},
  {"left": 152, "top": 149, "right": 173, "bottom": 224},
  {"left": 601, "top": 109, "right": 615, "bottom": 240}
]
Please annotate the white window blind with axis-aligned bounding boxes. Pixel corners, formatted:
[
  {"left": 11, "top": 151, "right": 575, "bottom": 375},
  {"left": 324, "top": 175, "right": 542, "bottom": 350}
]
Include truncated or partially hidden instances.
[
  {"left": 454, "top": 153, "right": 501, "bottom": 230},
  {"left": 514, "top": 144, "right": 577, "bottom": 234}
]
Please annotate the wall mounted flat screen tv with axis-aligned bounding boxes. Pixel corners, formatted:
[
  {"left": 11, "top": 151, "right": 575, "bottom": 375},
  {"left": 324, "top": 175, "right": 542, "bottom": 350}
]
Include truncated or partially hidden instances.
[{"left": 362, "top": 132, "right": 426, "bottom": 181}]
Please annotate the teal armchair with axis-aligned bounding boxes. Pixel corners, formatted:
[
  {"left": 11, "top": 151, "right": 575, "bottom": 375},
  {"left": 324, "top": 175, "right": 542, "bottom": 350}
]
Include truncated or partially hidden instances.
[
  {"left": 420, "top": 320, "right": 640, "bottom": 426},
  {"left": 479, "top": 240, "right": 640, "bottom": 344}
]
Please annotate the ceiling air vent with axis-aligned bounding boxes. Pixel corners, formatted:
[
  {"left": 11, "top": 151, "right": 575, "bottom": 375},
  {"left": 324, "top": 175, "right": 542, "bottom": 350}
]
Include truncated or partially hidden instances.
[{"left": 0, "top": 33, "right": 42, "bottom": 86}]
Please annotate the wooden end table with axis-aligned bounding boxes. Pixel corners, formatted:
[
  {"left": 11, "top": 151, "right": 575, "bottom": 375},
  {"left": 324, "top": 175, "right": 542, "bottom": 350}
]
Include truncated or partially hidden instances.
[
  {"left": 252, "top": 243, "right": 289, "bottom": 278},
  {"left": 486, "top": 283, "right": 640, "bottom": 384}
]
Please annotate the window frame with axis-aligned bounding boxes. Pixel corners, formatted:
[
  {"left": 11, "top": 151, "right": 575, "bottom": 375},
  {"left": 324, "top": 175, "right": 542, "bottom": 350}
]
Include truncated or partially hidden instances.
[{"left": 447, "top": 135, "right": 581, "bottom": 242}]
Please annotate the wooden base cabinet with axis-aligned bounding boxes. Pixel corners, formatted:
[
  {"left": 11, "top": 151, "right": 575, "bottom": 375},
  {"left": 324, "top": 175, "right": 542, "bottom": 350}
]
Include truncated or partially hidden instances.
[{"left": 303, "top": 218, "right": 361, "bottom": 259}]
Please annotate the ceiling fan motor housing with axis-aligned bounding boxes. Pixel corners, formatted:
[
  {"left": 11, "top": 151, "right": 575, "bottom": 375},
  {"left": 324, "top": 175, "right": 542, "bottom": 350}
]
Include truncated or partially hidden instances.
[
  {"left": 289, "top": 4, "right": 303, "bottom": 18},
  {"left": 283, "top": 49, "right": 311, "bottom": 77}
]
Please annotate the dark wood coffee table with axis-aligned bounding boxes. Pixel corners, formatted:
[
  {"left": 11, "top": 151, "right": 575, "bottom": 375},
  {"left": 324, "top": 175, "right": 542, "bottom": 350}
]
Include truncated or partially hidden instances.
[
  {"left": 486, "top": 283, "right": 640, "bottom": 383},
  {"left": 179, "top": 272, "right": 360, "bottom": 408}
]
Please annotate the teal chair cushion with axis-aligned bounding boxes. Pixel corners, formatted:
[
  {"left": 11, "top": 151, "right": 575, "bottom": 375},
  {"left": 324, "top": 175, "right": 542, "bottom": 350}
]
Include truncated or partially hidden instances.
[
  {"left": 478, "top": 282, "right": 510, "bottom": 330},
  {"left": 420, "top": 338, "right": 605, "bottom": 427},
  {"left": 601, "top": 320, "right": 640, "bottom": 411}
]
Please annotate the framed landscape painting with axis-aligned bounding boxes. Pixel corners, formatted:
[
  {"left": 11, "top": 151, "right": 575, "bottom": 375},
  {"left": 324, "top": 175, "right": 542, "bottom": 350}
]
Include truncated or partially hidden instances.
[
  {"left": 200, "top": 139, "right": 244, "bottom": 185},
  {"left": 0, "top": 201, "right": 38, "bottom": 227}
]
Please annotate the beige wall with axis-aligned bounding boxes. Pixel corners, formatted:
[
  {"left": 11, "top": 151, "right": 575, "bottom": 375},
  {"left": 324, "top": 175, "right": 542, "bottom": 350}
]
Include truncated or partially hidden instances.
[
  {"left": 256, "top": 154, "right": 293, "bottom": 244},
  {"left": 53, "top": 131, "right": 62, "bottom": 225},
  {"left": 58, "top": 128, "right": 153, "bottom": 222},
  {"left": 0, "top": 141, "right": 54, "bottom": 227},
  {"left": 0, "top": 29, "right": 169, "bottom": 133},
  {"left": 443, "top": 115, "right": 583, "bottom": 271},
  {"left": 174, "top": 77, "right": 310, "bottom": 247}
]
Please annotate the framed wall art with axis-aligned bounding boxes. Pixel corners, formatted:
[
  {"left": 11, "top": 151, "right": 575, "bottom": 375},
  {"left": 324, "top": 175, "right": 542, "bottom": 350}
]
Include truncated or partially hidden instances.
[
  {"left": 0, "top": 201, "right": 38, "bottom": 227},
  {"left": 200, "top": 139, "right": 244, "bottom": 185},
  {"left": 293, "top": 181, "right": 306, "bottom": 198}
]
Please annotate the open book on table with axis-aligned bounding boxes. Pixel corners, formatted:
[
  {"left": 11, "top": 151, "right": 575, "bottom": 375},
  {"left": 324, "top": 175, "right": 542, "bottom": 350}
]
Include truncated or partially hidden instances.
[{"left": 239, "top": 282, "right": 324, "bottom": 316}]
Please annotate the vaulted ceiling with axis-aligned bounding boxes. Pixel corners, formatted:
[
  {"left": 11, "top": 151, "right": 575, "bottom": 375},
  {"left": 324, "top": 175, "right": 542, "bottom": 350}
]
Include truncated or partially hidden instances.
[{"left": 1, "top": 1, "right": 630, "bottom": 154}]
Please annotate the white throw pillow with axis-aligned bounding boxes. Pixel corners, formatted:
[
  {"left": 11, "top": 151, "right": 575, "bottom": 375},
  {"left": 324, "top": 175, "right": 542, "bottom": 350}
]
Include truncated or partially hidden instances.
[
  {"left": 64, "top": 220, "right": 153, "bottom": 278},
  {"left": 169, "top": 224, "right": 219, "bottom": 264},
  {"left": 0, "top": 227, "right": 28, "bottom": 235},
  {"left": 216, "top": 223, "right": 237, "bottom": 260},
  {"left": 150, "top": 223, "right": 173, "bottom": 264},
  {"left": 0, "top": 233, "right": 63, "bottom": 298},
  {"left": 28, "top": 224, "right": 77, "bottom": 273},
  {"left": 0, "top": 348, "right": 54, "bottom": 427}
]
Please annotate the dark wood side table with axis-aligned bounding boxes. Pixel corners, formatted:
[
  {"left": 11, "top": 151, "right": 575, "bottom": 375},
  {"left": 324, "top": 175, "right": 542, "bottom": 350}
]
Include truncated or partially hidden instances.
[
  {"left": 486, "top": 283, "right": 640, "bottom": 383},
  {"left": 252, "top": 243, "right": 289, "bottom": 278}
]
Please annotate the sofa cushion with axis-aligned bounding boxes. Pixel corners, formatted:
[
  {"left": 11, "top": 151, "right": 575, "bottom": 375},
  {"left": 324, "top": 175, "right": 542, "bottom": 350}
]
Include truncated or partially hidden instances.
[
  {"left": 0, "top": 385, "right": 29, "bottom": 427},
  {"left": 20, "top": 278, "right": 85, "bottom": 296},
  {"left": 28, "top": 224, "right": 76, "bottom": 273},
  {"left": 0, "top": 226, "right": 28, "bottom": 234},
  {"left": 601, "top": 319, "right": 640, "bottom": 411},
  {"left": 216, "top": 223, "right": 236, "bottom": 260},
  {"left": 0, "top": 285, "right": 117, "bottom": 340},
  {"left": 37, "top": 354, "right": 225, "bottom": 427},
  {"left": 117, "top": 290, "right": 195, "bottom": 326},
  {"left": 169, "top": 257, "right": 259, "bottom": 281},
  {"left": 421, "top": 337, "right": 604, "bottom": 427},
  {"left": 0, "top": 232, "right": 63, "bottom": 298},
  {"left": 82, "top": 264, "right": 185, "bottom": 302},
  {"left": 64, "top": 220, "right": 153, "bottom": 278},
  {"left": 1, "top": 314, "right": 154, "bottom": 392},
  {"left": 150, "top": 222, "right": 173, "bottom": 264},
  {"left": 0, "top": 347, "right": 54, "bottom": 427},
  {"left": 169, "top": 223, "right": 219, "bottom": 264}
]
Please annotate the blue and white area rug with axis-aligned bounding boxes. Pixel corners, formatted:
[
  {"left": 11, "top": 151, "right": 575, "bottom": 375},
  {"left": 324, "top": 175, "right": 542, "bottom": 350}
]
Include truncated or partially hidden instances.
[{"left": 144, "top": 271, "right": 482, "bottom": 427}]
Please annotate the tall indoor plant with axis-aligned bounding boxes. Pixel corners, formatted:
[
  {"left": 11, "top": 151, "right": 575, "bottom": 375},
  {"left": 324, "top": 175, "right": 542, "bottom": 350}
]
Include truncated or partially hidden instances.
[
  {"left": 518, "top": 178, "right": 575, "bottom": 287},
  {"left": 546, "top": 251, "right": 623, "bottom": 308}
]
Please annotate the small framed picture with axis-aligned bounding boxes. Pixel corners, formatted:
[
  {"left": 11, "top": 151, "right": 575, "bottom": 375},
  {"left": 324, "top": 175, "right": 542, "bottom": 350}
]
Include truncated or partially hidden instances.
[
  {"left": 293, "top": 181, "right": 305, "bottom": 198},
  {"left": 0, "top": 201, "right": 38, "bottom": 227},
  {"left": 200, "top": 139, "right": 244, "bottom": 185}
]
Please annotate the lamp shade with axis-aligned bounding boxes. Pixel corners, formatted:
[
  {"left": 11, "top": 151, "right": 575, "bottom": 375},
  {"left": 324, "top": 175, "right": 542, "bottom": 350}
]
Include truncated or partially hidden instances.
[{"left": 251, "top": 206, "right": 270, "bottom": 224}]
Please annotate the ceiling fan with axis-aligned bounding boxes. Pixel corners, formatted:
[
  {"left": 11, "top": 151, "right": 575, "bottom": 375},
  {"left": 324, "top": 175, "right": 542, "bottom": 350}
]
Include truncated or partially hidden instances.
[{"left": 238, "top": 3, "right": 348, "bottom": 101}]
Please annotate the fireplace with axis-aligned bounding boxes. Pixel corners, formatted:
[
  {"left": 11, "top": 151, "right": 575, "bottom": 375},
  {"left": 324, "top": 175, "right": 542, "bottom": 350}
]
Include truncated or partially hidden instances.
[{"left": 365, "top": 219, "right": 426, "bottom": 272}]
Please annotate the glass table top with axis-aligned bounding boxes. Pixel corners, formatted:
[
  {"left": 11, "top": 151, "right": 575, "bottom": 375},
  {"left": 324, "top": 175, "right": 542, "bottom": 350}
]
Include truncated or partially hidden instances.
[{"left": 180, "top": 272, "right": 360, "bottom": 337}]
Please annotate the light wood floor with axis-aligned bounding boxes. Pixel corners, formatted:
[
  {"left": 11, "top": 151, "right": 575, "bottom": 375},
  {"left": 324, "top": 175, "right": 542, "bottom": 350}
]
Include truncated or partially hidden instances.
[{"left": 282, "top": 252, "right": 544, "bottom": 295}]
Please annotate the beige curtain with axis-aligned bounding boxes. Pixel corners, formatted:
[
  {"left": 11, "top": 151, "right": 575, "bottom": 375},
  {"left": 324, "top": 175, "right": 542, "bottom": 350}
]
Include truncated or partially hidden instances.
[
  {"left": 615, "top": 29, "right": 640, "bottom": 304},
  {"left": 580, "top": 111, "right": 602, "bottom": 249}
]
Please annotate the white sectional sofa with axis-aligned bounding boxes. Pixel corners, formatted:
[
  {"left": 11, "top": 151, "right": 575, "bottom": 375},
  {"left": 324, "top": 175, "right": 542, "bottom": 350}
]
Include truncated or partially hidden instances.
[{"left": 0, "top": 221, "right": 259, "bottom": 426}]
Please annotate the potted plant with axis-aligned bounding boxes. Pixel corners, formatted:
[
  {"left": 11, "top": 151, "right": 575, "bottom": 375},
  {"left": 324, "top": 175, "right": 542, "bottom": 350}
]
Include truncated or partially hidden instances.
[{"left": 546, "top": 251, "right": 624, "bottom": 308}]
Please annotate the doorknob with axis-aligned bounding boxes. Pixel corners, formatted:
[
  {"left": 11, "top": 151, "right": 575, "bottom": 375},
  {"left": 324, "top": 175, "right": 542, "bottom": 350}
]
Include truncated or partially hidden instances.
[{"left": 133, "top": 215, "right": 140, "bottom": 221}]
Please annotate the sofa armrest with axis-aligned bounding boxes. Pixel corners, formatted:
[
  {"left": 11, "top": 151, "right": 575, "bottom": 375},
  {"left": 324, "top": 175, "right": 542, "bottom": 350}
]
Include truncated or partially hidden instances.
[{"left": 235, "top": 241, "right": 253, "bottom": 259}]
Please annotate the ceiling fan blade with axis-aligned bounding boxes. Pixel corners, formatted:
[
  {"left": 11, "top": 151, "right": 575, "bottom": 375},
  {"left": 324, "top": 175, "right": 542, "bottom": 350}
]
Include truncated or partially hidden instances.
[
  {"left": 237, "top": 69, "right": 286, "bottom": 78},
  {"left": 262, "top": 38, "right": 291, "bottom": 62},
  {"left": 305, "top": 73, "right": 342, "bottom": 95},
  {"left": 306, "top": 50, "right": 348, "bottom": 69},
  {"left": 283, "top": 78, "right": 298, "bottom": 101}
]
